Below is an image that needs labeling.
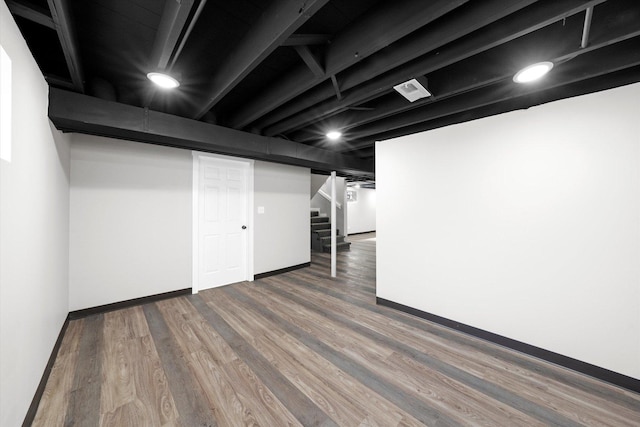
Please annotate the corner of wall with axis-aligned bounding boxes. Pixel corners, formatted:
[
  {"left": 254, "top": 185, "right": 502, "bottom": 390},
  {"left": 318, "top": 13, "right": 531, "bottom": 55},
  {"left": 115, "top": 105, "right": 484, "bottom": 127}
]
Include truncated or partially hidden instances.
[{"left": 1, "top": 3, "right": 71, "bottom": 424}]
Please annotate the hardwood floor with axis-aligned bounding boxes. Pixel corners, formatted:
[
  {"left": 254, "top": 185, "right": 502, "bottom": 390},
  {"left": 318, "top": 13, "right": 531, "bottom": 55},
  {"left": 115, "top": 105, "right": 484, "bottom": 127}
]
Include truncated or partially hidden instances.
[{"left": 33, "top": 238, "right": 640, "bottom": 426}]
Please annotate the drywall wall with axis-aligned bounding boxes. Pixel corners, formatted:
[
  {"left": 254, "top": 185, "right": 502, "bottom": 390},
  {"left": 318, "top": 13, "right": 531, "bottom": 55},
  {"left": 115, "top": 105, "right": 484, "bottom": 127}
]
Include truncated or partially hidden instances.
[
  {"left": 254, "top": 161, "right": 310, "bottom": 274},
  {"left": 69, "top": 136, "right": 192, "bottom": 311},
  {"left": 377, "top": 83, "right": 640, "bottom": 379},
  {"left": 310, "top": 173, "right": 328, "bottom": 198},
  {"left": 69, "top": 136, "right": 312, "bottom": 306},
  {"left": 0, "top": 3, "right": 70, "bottom": 425},
  {"left": 347, "top": 187, "right": 376, "bottom": 234}
]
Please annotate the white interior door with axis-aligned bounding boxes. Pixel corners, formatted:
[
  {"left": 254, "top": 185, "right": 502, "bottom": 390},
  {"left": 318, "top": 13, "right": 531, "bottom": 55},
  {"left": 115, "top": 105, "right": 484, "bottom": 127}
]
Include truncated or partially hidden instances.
[{"left": 194, "top": 154, "right": 252, "bottom": 291}]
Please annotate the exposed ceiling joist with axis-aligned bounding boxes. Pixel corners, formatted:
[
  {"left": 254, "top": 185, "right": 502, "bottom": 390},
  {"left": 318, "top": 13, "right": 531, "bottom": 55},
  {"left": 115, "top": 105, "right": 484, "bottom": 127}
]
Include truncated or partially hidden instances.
[
  {"left": 150, "top": 0, "right": 199, "bottom": 71},
  {"left": 339, "top": 38, "right": 640, "bottom": 147},
  {"left": 294, "top": 46, "right": 324, "bottom": 78},
  {"left": 143, "top": 0, "right": 202, "bottom": 107},
  {"left": 282, "top": 34, "right": 331, "bottom": 46},
  {"left": 10, "top": 0, "right": 640, "bottom": 182},
  {"left": 264, "top": 0, "right": 606, "bottom": 138},
  {"left": 189, "top": 0, "right": 330, "bottom": 120},
  {"left": 170, "top": 1, "right": 209, "bottom": 70},
  {"left": 47, "top": 0, "right": 84, "bottom": 93},
  {"left": 330, "top": 75, "right": 341, "bottom": 100},
  {"left": 228, "top": 0, "right": 469, "bottom": 129},
  {"left": 259, "top": 0, "right": 540, "bottom": 133},
  {"left": 48, "top": 88, "right": 373, "bottom": 176},
  {"left": 6, "top": 0, "right": 55, "bottom": 29},
  {"left": 344, "top": 65, "right": 640, "bottom": 150},
  {"left": 293, "top": 5, "right": 640, "bottom": 143}
]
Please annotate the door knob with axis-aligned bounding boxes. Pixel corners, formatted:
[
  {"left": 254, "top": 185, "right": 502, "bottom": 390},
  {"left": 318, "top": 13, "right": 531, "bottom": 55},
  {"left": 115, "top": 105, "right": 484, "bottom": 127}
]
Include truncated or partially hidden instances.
[{"left": 242, "top": 225, "right": 247, "bottom": 229}]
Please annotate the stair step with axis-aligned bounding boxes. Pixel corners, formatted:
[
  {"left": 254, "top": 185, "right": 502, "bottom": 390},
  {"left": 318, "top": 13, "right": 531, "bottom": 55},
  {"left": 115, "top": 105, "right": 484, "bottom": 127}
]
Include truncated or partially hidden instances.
[
  {"left": 322, "top": 241, "right": 351, "bottom": 253},
  {"left": 314, "top": 229, "right": 331, "bottom": 238},
  {"left": 312, "top": 228, "right": 340, "bottom": 236},
  {"left": 310, "top": 210, "right": 320, "bottom": 217},
  {"left": 311, "top": 216, "right": 329, "bottom": 224},
  {"left": 319, "top": 235, "right": 345, "bottom": 244},
  {"left": 311, "top": 223, "right": 331, "bottom": 232}
]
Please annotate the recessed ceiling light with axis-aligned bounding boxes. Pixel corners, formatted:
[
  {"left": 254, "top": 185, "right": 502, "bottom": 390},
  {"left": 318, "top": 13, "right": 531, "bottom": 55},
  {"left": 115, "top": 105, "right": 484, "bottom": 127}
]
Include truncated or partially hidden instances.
[
  {"left": 326, "top": 131, "right": 342, "bottom": 140},
  {"left": 147, "top": 72, "right": 180, "bottom": 89},
  {"left": 513, "top": 62, "right": 554, "bottom": 84}
]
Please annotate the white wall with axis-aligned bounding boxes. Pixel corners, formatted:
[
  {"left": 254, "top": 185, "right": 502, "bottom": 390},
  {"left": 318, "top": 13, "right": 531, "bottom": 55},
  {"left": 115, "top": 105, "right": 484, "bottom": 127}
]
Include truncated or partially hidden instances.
[
  {"left": 347, "top": 187, "right": 376, "bottom": 234},
  {"left": 0, "top": 3, "right": 71, "bottom": 425},
  {"left": 310, "top": 173, "right": 328, "bottom": 198},
  {"left": 377, "top": 83, "right": 640, "bottom": 379},
  {"left": 69, "top": 138, "right": 312, "bottom": 306},
  {"left": 254, "top": 161, "right": 310, "bottom": 274},
  {"left": 69, "top": 136, "right": 193, "bottom": 310}
]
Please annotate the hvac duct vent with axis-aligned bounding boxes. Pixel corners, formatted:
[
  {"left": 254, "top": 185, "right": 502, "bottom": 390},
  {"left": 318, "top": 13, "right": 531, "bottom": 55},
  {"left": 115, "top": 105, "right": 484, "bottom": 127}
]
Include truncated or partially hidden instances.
[{"left": 393, "top": 78, "right": 431, "bottom": 102}]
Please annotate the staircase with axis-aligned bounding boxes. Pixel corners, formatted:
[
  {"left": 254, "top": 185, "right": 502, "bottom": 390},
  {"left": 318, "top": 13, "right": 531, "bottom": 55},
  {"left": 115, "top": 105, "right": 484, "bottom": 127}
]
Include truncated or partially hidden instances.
[{"left": 311, "top": 210, "right": 351, "bottom": 253}]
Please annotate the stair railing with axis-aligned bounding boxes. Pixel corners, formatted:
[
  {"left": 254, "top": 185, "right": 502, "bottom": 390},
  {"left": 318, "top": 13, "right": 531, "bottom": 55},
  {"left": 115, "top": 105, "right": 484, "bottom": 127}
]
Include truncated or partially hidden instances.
[{"left": 317, "top": 188, "right": 342, "bottom": 209}]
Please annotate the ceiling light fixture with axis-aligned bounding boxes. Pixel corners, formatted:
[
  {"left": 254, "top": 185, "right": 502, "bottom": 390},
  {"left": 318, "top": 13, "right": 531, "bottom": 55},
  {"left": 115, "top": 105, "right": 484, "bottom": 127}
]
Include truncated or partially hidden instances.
[
  {"left": 326, "top": 130, "right": 342, "bottom": 140},
  {"left": 147, "top": 72, "right": 180, "bottom": 89},
  {"left": 513, "top": 61, "right": 554, "bottom": 84}
]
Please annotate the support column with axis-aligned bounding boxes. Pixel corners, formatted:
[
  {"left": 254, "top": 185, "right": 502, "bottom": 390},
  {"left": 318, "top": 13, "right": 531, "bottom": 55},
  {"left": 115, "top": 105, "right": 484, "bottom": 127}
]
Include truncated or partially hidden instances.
[{"left": 331, "top": 171, "right": 336, "bottom": 277}]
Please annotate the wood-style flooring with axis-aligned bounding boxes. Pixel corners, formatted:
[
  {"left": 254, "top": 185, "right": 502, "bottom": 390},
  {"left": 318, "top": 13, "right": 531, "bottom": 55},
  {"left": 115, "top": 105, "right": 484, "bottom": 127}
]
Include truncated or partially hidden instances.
[{"left": 33, "top": 234, "right": 640, "bottom": 426}]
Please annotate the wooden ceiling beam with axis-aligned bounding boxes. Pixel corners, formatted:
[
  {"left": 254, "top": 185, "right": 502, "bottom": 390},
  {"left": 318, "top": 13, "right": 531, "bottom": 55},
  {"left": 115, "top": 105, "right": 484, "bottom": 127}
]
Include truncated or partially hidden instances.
[
  {"left": 330, "top": 75, "right": 341, "bottom": 100},
  {"left": 293, "top": 46, "right": 324, "bottom": 78},
  {"left": 343, "top": 65, "right": 640, "bottom": 151},
  {"left": 264, "top": 0, "right": 606, "bottom": 138},
  {"left": 282, "top": 34, "right": 331, "bottom": 46},
  {"left": 6, "top": 0, "right": 55, "bottom": 29},
  {"left": 258, "top": 0, "right": 540, "bottom": 133},
  {"left": 337, "top": 38, "right": 640, "bottom": 147},
  {"left": 150, "top": 0, "right": 200, "bottom": 71},
  {"left": 48, "top": 89, "right": 373, "bottom": 176},
  {"left": 47, "top": 0, "right": 84, "bottom": 93},
  {"left": 189, "top": 0, "right": 330, "bottom": 120},
  {"left": 143, "top": 0, "right": 203, "bottom": 107},
  {"left": 228, "top": 0, "right": 469, "bottom": 130},
  {"left": 291, "top": 5, "right": 640, "bottom": 143}
]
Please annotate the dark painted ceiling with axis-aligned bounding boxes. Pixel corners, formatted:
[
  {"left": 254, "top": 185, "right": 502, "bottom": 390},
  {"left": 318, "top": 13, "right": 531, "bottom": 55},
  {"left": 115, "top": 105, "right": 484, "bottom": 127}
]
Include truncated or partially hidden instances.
[{"left": 6, "top": 0, "right": 640, "bottom": 179}]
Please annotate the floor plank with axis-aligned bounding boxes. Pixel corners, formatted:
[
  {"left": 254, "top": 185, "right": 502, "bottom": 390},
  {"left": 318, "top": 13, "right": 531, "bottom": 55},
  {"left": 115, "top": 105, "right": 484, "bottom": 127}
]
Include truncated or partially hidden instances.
[
  {"left": 205, "top": 286, "right": 425, "bottom": 427},
  {"left": 32, "top": 237, "right": 640, "bottom": 426},
  {"left": 99, "top": 307, "right": 180, "bottom": 426},
  {"left": 142, "top": 302, "right": 217, "bottom": 427},
  {"left": 266, "top": 274, "right": 640, "bottom": 426},
  {"left": 190, "top": 295, "right": 332, "bottom": 427},
  {"left": 238, "top": 281, "right": 550, "bottom": 426},
  {"left": 32, "top": 320, "right": 84, "bottom": 427},
  {"left": 65, "top": 313, "right": 104, "bottom": 427}
]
